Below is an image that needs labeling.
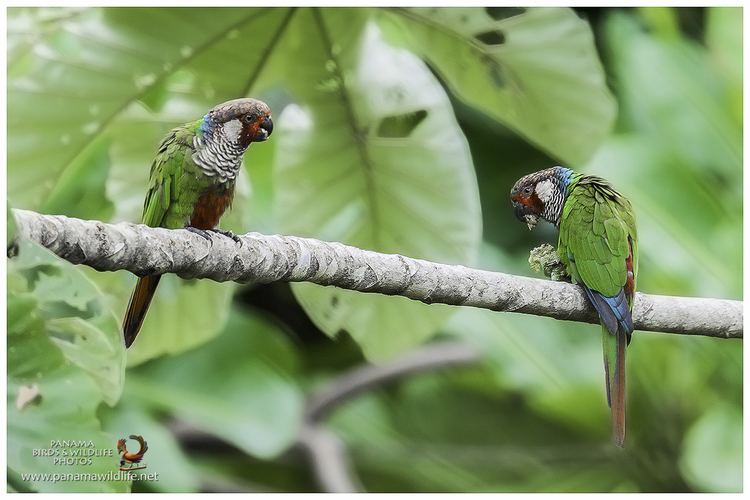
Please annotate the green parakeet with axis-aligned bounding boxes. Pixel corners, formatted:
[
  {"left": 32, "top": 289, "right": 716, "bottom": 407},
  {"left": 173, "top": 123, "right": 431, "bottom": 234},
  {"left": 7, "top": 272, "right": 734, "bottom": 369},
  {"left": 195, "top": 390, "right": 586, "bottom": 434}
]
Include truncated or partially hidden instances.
[
  {"left": 122, "top": 98, "right": 273, "bottom": 348},
  {"left": 511, "top": 166, "right": 638, "bottom": 447}
]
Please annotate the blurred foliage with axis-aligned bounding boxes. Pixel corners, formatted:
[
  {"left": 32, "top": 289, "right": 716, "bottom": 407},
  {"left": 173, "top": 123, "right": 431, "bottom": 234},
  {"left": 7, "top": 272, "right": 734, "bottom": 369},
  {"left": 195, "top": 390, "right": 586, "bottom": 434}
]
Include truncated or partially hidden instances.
[
  {"left": 6, "top": 6, "right": 741, "bottom": 493},
  {"left": 8, "top": 241, "right": 126, "bottom": 492}
]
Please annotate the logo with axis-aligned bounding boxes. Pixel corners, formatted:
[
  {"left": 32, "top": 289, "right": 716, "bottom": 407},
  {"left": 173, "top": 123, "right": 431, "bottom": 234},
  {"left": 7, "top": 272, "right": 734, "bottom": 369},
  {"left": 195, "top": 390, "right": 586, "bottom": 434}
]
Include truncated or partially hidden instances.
[{"left": 116, "top": 435, "right": 149, "bottom": 472}]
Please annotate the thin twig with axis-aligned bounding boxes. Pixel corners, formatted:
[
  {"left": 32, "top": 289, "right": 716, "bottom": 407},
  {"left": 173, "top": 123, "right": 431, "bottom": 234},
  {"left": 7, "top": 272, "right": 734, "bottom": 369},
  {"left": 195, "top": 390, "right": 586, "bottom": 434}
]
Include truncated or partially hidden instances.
[
  {"left": 306, "top": 342, "right": 481, "bottom": 422},
  {"left": 297, "top": 341, "right": 482, "bottom": 493}
]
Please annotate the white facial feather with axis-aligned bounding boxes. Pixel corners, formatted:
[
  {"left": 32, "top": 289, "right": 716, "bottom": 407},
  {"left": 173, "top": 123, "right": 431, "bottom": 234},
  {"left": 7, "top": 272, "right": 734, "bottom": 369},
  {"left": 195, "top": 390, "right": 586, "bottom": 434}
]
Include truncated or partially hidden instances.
[
  {"left": 222, "top": 119, "right": 242, "bottom": 143},
  {"left": 535, "top": 179, "right": 555, "bottom": 205}
]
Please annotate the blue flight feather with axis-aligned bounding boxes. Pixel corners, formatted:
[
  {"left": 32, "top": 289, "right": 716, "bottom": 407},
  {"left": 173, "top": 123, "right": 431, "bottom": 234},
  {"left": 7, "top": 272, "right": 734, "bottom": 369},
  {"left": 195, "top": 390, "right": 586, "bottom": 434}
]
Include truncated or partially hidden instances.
[{"left": 582, "top": 287, "right": 633, "bottom": 335}]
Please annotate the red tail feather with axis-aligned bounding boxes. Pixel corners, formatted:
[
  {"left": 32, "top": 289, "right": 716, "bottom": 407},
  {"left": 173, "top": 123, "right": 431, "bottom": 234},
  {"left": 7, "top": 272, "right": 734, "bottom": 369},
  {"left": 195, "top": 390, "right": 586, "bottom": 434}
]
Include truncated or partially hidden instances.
[
  {"left": 612, "top": 329, "right": 627, "bottom": 447},
  {"left": 122, "top": 275, "right": 161, "bottom": 348}
]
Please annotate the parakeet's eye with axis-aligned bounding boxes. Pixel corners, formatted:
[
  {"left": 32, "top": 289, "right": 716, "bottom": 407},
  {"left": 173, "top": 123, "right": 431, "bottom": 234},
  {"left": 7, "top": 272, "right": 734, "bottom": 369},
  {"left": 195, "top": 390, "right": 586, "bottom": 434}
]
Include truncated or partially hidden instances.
[
  {"left": 523, "top": 186, "right": 533, "bottom": 195},
  {"left": 242, "top": 113, "right": 255, "bottom": 124}
]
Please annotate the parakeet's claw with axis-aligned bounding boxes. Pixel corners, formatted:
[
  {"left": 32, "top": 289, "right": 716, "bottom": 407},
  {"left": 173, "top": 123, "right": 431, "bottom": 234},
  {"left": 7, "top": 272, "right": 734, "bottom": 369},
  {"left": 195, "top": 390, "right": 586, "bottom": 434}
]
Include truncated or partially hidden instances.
[
  {"left": 210, "top": 228, "right": 243, "bottom": 246},
  {"left": 186, "top": 226, "right": 213, "bottom": 242}
]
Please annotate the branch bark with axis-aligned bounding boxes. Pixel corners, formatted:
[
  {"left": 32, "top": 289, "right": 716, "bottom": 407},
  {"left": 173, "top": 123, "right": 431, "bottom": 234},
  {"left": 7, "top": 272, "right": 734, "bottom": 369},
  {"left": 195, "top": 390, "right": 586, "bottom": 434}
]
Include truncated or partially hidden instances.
[
  {"left": 297, "top": 341, "right": 481, "bottom": 493},
  {"left": 12, "top": 209, "right": 742, "bottom": 339}
]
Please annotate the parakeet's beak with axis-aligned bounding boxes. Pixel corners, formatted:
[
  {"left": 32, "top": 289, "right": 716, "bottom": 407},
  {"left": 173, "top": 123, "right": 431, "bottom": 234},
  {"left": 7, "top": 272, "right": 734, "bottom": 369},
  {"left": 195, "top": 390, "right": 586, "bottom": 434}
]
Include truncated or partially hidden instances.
[
  {"left": 512, "top": 200, "right": 539, "bottom": 230},
  {"left": 254, "top": 116, "right": 273, "bottom": 142}
]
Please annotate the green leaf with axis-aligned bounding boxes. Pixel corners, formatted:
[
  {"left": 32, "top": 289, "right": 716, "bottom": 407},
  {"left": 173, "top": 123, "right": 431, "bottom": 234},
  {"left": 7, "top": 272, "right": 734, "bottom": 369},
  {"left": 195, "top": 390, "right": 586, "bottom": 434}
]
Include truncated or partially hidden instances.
[
  {"left": 378, "top": 7, "right": 616, "bottom": 164},
  {"left": 125, "top": 310, "right": 303, "bottom": 459},
  {"left": 7, "top": 7, "right": 285, "bottom": 210},
  {"left": 10, "top": 241, "right": 126, "bottom": 403},
  {"left": 41, "top": 135, "right": 114, "bottom": 220},
  {"left": 47, "top": 316, "right": 124, "bottom": 405},
  {"left": 122, "top": 276, "right": 238, "bottom": 366},
  {"left": 273, "top": 11, "right": 481, "bottom": 360},
  {"left": 679, "top": 404, "right": 741, "bottom": 492},
  {"left": 585, "top": 136, "right": 741, "bottom": 298},
  {"left": 8, "top": 9, "right": 279, "bottom": 361},
  {"left": 603, "top": 12, "right": 741, "bottom": 178},
  {"left": 8, "top": 241, "right": 127, "bottom": 493},
  {"left": 77, "top": 254, "right": 239, "bottom": 367}
]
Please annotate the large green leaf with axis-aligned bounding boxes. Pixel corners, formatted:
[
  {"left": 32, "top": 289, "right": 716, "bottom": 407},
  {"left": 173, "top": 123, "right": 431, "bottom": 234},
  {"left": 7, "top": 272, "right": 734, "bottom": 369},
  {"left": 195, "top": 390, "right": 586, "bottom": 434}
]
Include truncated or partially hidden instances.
[
  {"left": 8, "top": 7, "right": 292, "bottom": 359},
  {"left": 378, "top": 7, "right": 617, "bottom": 165},
  {"left": 272, "top": 10, "right": 481, "bottom": 360},
  {"left": 10, "top": 241, "right": 126, "bottom": 402},
  {"left": 124, "top": 310, "right": 303, "bottom": 459},
  {"left": 121, "top": 276, "right": 238, "bottom": 366},
  {"left": 41, "top": 135, "right": 114, "bottom": 220},
  {"left": 8, "top": 241, "right": 127, "bottom": 492},
  {"left": 7, "top": 7, "right": 280, "bottom": 210},
  {"left": 603, "top": 11, "right": 741, "bottom": 180}
]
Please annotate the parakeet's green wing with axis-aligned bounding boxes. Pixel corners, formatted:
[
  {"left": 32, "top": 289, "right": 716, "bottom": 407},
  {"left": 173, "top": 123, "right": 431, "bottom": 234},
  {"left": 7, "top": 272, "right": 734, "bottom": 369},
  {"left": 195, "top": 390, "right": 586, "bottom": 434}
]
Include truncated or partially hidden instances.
[
  {"left": 141, "top": 124, "right": 198, "bottom": 229},
  {"left": 123, "top": 122, "right": 199, "bottom": 347},
  {"left": 558, "top": 177, "right": 634, "bottom": 297}
]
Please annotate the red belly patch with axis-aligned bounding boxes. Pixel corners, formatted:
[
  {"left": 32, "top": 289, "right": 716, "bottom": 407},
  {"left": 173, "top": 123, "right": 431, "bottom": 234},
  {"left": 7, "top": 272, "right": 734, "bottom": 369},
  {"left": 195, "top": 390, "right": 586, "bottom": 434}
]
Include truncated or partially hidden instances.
[{"left": 190, "top": 185, "right": 234, "bottom": 229}]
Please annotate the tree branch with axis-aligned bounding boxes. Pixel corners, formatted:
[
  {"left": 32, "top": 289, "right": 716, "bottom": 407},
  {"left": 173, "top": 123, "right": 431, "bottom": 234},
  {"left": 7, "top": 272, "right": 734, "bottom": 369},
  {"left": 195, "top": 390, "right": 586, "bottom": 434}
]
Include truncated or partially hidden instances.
[
  {"left": 305, "top": 342, "right": 481, "bottom": 423},
  {"left": 296, "top": 425, "right": 360, "bottom": 493},
  {"left": 297, "top": 341, "right": 481, "bottom": 493},
  {"left": 11, "top": 209, "right": 742, "bottom": 339}
]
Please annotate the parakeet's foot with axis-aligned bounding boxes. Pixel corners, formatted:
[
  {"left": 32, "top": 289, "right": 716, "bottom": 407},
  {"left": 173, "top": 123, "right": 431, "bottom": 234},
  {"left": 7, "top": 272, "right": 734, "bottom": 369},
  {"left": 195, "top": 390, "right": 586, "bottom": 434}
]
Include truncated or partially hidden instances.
[
  {"left": 186, "top": 226, "right": 213, "bottom": 242},
  {"left": 210, "top": 228, "right": 243, "bottom": 246},
  {"left": 528, "top": 244, "right": 571, "bottom": 282}
]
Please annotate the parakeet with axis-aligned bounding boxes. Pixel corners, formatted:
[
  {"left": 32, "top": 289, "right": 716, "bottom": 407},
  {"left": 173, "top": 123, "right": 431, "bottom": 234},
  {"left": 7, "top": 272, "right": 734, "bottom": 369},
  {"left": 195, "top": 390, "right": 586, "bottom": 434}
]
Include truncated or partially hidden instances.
[
  {"left": 122, "top": 98, "right": 273, "bottom": 348},
  {"left": 510, "top": 166, "right": 638, "bottom": 447}
]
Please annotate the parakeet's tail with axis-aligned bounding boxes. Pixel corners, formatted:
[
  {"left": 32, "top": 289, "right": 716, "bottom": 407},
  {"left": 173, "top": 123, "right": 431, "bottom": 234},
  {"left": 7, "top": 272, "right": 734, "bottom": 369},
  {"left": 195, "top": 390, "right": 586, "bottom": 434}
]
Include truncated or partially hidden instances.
[
  {"left": 122, "top": 275, "right": 161, "bottom": 348},
  {"left": 602, "top": 324, "right": 627, "bottom": 447}
]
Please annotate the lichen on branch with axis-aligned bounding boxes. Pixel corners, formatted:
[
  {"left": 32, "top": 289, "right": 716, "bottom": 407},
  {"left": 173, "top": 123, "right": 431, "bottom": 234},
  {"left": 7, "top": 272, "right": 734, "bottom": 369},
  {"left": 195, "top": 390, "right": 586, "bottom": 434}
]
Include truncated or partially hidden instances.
[{"left": 528, "top": 243, "right": 571, "bottom": 282}]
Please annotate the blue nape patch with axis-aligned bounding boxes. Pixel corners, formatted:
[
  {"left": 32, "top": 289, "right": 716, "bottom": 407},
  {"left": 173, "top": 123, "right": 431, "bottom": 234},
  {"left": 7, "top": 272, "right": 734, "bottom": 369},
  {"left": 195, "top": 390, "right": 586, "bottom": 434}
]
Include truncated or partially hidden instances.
[
  {"left": 200, "top": 114, "right": 212, "bottom": 134},
  {"left": 554, "top": 166, "right": 574, "bottom": 187}
]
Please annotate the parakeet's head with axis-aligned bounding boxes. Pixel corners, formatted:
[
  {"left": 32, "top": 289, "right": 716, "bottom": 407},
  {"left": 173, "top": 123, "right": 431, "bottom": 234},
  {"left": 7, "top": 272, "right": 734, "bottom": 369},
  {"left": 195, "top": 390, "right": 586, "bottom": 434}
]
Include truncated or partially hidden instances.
[
  {"left": 204, "top": 97, "right": 273, "bottom": 149},
  {"left": 510, "top": 166, "right": 574, "bottom": 229}
]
